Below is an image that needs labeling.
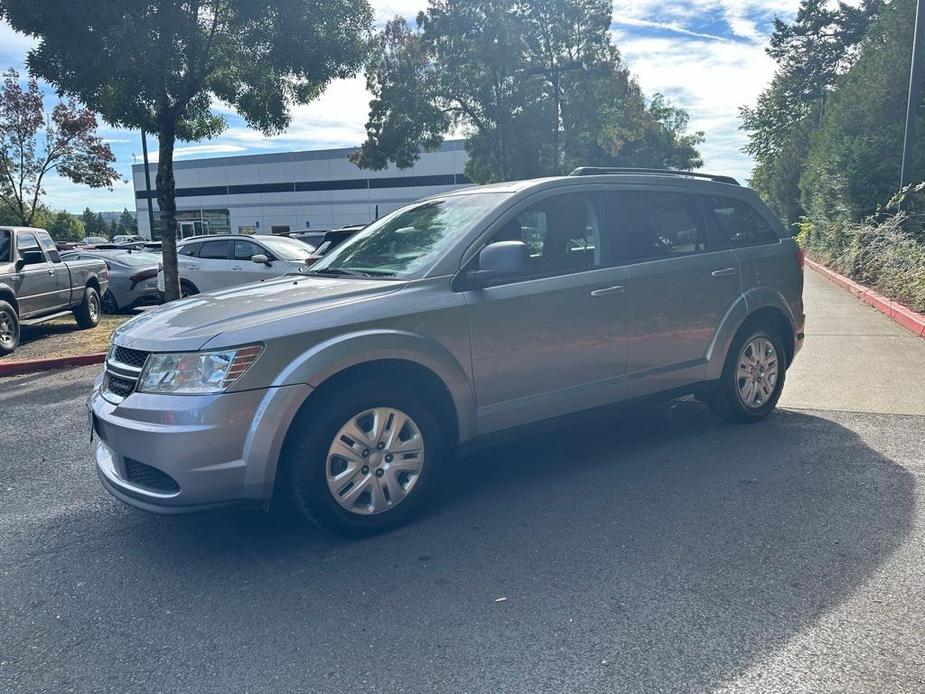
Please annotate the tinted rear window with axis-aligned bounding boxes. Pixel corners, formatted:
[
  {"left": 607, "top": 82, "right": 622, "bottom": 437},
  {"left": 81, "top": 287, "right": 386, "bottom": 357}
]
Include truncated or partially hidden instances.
[
  {"left": 706, "top": 197, "right": 779, "bottom": 248},
  {"left": 198, "top": 240, "right": 229, "bottom": 259},
  {"left": 607, "top": 191, "right": 707, "bottom": 261}
]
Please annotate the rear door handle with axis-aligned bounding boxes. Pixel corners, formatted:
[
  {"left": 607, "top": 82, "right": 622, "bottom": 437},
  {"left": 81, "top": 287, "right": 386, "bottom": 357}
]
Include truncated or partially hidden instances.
[
  {"left": 48, "top": 270, "right": 55, "bottom": 276},
  {"left": 711, "top": 267, "right": 737, "bottom": 278},
  {"left": 590, "top": 285, "right": 625, "bottom": 297}
]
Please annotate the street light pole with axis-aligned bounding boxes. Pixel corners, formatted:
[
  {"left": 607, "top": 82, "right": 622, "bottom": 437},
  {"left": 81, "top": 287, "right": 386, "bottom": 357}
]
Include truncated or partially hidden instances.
[
  {"left": 525, "top": 59, "right": 588, "bottom": 173},
  {"left": 899, "top": 0, "right": 925, "bottom": 208}
]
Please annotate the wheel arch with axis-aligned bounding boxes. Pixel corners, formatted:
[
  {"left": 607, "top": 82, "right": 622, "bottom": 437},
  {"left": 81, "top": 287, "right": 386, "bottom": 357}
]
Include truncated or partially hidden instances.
[
  {"left": 706, "top": 289, "right": 797, "bottom": 380},
  {"left": 0, "top": 284, "right": 18, "bottom": 314}
]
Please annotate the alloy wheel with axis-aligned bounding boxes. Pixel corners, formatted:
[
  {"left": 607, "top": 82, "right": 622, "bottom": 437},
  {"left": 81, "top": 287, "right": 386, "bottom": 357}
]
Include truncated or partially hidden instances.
[
  {"left": 325, "top": 407, "right": 425, "bottom": 516},
  {"left": 0, "top": 310, "right": 14, "bottom": 347},
  {"left": 735, "top": 336, "right": 779, "bottom": 409}
]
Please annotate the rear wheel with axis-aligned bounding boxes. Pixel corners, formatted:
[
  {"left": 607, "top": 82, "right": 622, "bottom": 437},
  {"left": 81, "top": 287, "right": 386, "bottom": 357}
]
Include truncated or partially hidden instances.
[
  {"left": 74, "top": 287, "right": 101, "bottom": 329},
  {"left": 101, "top": 290, "right": 119, "bottom": 315},
  {"left": 0, "top": 301, "right": 20, "bottom": 356},
  {"left": 281, "top": 378, "right": 445, "bottom": 536},
  {"left": 709, "top": 326, "right": 786, "bottom": 423}
]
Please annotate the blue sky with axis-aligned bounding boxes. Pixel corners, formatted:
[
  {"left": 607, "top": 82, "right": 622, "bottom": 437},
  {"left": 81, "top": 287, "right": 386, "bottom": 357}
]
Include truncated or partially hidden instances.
[{"left": 0, "top": 0, "right": 805, "bottom": 213}]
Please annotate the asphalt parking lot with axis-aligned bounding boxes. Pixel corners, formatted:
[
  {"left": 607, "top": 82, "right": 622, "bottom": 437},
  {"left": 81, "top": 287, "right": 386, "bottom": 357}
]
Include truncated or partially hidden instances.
[{"left": 1, "top": 269, "right": 923, "bottom": 693}]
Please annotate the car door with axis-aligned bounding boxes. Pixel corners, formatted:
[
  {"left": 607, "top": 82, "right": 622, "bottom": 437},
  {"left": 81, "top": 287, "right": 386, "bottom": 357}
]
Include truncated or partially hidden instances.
[
  {"left": 465, "top": 191, "right": 630, "bottom": 434},
  {"left": 36, "top": 231, "right": 72, "bottom": 306},
  {"left": 230, "top": 239, "right": 281, "bottom": 285},
  {"left": 610, "top": 189, "right": 741, "bottom": 399},
  {"left": 186, "top": 239, "right": 231, "bottom": 292},
  {"left": 12, "top": 231, "right": 59, "bottom": 317}
]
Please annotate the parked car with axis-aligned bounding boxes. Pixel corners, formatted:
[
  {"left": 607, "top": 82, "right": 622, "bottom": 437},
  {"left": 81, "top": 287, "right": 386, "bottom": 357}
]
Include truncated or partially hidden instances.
[
  {"left": 90, "top": 168, "right": 804, "bottom": 535},
  {"left": 288, "top": 230, "right": 330, "bottom": 247},
  {"left": 112, "top": 234, "right": 145, "bottom": 245},
  {"left": 82, "top": 236, "right": 110, "bottom": 246},
  {"left": 0, "top": 226, "right": 109, "bottom": 355},
  {"left": 155, "top": 234, "right": 316, "bottom": 296},
  {"left": 61, "top": 249, "right": 161, "bottom": 314}
]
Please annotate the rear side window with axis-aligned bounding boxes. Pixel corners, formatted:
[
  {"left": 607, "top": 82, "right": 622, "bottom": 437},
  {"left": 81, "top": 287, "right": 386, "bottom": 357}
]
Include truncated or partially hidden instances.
[
  {"left": 706, "top": 197, "right": 779, "bottom": 248},
  {"left": 0, "top": 230, "right": 10, "bottom": 263},
  {"left": 607, "top": 191, "right": 707, "bottom": 261},
  {"left": 37, "top": 232, "right": 62, "bottom": 263},
  {"left": 198, "top": 240, "right": 229, "bottom": 260}
]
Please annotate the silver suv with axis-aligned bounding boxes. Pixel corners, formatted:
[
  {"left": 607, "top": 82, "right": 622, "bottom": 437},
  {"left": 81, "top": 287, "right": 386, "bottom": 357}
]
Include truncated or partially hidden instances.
[{"left": 89, "top": 169, "right": 805, "bottom": 535}]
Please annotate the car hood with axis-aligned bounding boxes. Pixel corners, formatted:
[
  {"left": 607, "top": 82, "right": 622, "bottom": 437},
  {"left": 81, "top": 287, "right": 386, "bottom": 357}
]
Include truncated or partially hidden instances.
[{"left": 113, "top": 275, "right": 406, "bottom": 352}]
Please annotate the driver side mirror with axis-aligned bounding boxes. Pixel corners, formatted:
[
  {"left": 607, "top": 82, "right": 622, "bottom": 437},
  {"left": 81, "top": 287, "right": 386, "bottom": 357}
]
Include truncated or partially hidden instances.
[
  {"left": 17, "top": 250, "right": 45, "bottom": 268},
  {"left": 467, "top": 241, "right": 530, "bottom": 288},
  {"left": 251, "top": 254, "right": 270, "bottom": 265}
]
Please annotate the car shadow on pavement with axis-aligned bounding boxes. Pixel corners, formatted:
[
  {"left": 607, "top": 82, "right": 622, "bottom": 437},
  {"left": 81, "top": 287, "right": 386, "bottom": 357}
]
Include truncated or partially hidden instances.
[{"left": 4, "top": 401, "right": 915, "bottom": 693}]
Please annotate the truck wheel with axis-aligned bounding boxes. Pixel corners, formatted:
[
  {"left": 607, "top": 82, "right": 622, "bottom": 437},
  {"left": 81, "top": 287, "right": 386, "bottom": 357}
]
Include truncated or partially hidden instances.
[
  {"left": 74, "top": 286, "right": 101, "bottom": 329},
  {"left": 280, "top": 378, "right": 446, "bottom": 536},
  {"left": 0, "top": 301, "right": 19, "bottom": 356},
  {"left": 709, "top": 324, "right": 786, "bottom": 423}
]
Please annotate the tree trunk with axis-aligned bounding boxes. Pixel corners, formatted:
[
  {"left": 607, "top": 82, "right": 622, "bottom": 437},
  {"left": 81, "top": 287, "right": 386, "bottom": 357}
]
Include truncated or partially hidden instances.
[{"left": 155, "top": 117, "right": 180, "bottom": 302}]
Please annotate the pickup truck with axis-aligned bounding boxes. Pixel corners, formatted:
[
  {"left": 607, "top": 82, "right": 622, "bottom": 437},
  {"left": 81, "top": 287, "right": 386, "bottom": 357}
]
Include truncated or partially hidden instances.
[{"left": 0, "top": 226, "right": 109, "bottom": 356}]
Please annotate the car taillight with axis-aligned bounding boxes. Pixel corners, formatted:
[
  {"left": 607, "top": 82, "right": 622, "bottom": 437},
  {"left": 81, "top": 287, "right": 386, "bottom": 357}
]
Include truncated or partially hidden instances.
[
  {"left": 796, "top": 246, "right": 805, "bottom": 271},
  {"left": 130, "top": 268, "right": 158, "bottom": 289}
]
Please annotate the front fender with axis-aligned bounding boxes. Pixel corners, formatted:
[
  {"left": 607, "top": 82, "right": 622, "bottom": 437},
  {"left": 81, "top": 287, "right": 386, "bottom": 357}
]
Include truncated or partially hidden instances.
[{"left": 272, "top": 329, "right": 478, "bottom": 442}]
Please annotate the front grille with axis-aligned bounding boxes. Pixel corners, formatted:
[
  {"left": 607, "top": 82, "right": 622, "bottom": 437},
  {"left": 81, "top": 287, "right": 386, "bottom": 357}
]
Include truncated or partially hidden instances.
[
  {"left": 106, "top": 373, "right": 135, "bottom": 398},
  {"left": 113, "top": 346, "right": 149, "bottom": 369},
  {"left": 124, "top": 459, "right": 180, "bottom": 494}
]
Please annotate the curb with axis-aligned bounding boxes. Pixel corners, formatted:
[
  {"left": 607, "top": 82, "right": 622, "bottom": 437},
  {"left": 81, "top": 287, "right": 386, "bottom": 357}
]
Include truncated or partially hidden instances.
[
  {"left": 805, "top": 258, "right": 925, "bottom": 338},
  {"left": 0, "top": 352, "right": 107, "bottom": 378}
]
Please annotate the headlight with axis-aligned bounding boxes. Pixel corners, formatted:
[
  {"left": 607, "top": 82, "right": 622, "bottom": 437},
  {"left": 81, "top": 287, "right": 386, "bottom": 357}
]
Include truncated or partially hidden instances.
[{"left": 137, "top": 345, "right": 263, "bottom": 394}]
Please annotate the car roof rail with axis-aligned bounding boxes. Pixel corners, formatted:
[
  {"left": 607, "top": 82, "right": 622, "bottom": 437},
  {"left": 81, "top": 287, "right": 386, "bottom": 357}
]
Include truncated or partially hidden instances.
[{"left": 568, "top": 166, "right": 740, "bottom": 186}]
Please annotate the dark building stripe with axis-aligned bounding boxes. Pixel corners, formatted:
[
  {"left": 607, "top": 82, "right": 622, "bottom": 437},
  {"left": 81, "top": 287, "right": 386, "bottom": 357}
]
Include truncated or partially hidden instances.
[{"left": 135, "top": 173, "right": 473, "bottom": 200}]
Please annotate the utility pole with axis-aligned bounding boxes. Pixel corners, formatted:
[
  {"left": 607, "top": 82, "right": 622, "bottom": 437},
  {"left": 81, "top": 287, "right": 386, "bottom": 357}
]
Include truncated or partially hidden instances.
[
  {"left": 140, "top": 130, "right": 156, "bottom": 238},
  {"left": 899, "top": 0, "right": 925, "bottom": 208}
]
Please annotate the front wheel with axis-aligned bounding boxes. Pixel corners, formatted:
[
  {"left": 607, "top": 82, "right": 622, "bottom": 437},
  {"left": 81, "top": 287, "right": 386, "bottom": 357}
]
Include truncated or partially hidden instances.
[
  {"left": 709, "top": 327, "right": 786, "bottom": 423},
  {"left": 0, "top": 300, "right": 20, "bottom": 356},
  {"left": 281, "top": 379, "right": 445, "bottom": 536},
  {"left": 74, "top": 287, "right": 101, "bottom": 329}
]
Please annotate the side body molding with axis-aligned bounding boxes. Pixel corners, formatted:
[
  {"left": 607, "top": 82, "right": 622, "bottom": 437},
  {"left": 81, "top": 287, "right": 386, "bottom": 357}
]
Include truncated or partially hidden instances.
[{"left": 272, "top": 329, "right": 478, "bottom": 443}]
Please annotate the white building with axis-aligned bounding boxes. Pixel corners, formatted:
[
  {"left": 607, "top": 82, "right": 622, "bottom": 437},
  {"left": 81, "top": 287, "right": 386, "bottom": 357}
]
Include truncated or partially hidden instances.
[{"left": 132, "top": 140, "right": 470, "bottom": 239}]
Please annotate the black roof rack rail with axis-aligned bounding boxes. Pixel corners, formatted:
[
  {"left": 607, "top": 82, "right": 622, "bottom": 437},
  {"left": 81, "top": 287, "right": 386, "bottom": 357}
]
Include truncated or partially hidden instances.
[{"left": 568, "top": 166, "right": 740, "bottom": 186}]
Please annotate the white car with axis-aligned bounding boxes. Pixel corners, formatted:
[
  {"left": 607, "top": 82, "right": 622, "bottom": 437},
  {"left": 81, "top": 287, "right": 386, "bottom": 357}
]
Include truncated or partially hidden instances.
[{"left": 156, "top": 234, "right": 316, "bottom": 296}]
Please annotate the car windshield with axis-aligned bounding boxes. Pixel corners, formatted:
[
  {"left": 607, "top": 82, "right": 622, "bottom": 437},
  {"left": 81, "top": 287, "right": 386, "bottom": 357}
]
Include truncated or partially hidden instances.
[
  {"left": 311, "top": 193, "right": 507, "bottom": 278},
  {"left": 258, "top": 236, "right": 316, "bottom": 259}
]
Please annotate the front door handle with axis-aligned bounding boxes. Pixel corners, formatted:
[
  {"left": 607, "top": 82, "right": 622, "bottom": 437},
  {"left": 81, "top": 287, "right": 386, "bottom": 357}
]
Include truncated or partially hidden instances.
[
  {"left": 711, "top": 267, "right": 737, "bottom": 278},
  {"left": 590, "top": 285, "right": 625, "bottom": 297},
  {"left": 48, "top": 270, "right": 55, "bottom": 276}
]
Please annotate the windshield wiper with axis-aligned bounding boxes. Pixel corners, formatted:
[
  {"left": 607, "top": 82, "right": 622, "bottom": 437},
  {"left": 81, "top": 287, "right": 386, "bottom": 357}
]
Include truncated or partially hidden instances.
[{"left": 309, "top": 267, "right": 396, "bottom": 278}]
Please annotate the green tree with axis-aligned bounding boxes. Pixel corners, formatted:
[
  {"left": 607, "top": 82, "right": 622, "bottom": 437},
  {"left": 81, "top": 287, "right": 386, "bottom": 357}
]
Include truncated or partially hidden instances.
[
  {"left": 47, "top": 210, "right": 85, "bottom": 242},
  {"left": 802, "top": 0, "right": 924, "bottom": 224},
  {"left": 352, "top": 0, "right": 702, "bottom": 183},
  {"left": 740, "top": 0, "right": 880, "bottom": 227},
  {"left": 117, "top": 208, "right": 137, "bottom": 236},
  {"left": 0, "top": 68, "right": 119, "bottom": 225},
  {"left": 80, "top": 207, "right": 105, "bottom": 238},
  {"left": 1, "top": 0, "right": 373, "bottom": 300}
]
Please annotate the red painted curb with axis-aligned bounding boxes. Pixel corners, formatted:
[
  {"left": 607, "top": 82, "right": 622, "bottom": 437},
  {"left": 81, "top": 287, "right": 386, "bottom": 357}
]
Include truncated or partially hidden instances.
[
  {"left": 0, "top": 351, "right": 107, "bottom": 378},
  {"left": 805, "top": 258, "right": 925, "bottom": 338}
]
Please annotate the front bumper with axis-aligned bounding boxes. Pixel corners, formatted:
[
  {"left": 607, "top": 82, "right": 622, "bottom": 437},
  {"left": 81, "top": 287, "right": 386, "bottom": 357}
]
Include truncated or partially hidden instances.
[{"left": 89, "top": 373, "right": 311, "bottom": 513}]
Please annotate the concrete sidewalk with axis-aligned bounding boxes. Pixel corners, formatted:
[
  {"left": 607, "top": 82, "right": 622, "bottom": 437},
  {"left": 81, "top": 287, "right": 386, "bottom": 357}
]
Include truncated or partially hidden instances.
[{"left": 780, "top": 267, "right": 925, "bottom": 416}]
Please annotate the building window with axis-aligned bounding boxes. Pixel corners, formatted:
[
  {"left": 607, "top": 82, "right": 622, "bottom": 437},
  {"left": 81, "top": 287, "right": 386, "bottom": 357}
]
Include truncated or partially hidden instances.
[
  {"left": 271, "top": 225, "right": 290, "bottom": 235},
  {"left": 175, "top": 209, "right": 231, "bottom": 236},
  {"left": 238, "top": 225, "right": 257, "bottom": 235}
]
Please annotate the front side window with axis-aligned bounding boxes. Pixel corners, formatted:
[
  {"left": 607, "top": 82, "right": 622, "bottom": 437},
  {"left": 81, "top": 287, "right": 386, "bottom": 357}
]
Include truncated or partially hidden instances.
[
  {"left": 314, "top": 193, "right": 508, "bottom": 278},
  {"left": 706, "top": 197, "right": 779, "bottom": 248},
  {"left": 0, "top": 230, "right": 10, "bottom": 263},
  {"left": 491, "top": 194, "right": 603, "bottom": 276},
  {"left": 233, "top": 240, "right": 262, "bottom": 261},
  {"left": 609, "top": 191, "right": 707, "bottom": 261},
  {"left": 16, "top": 232, "right": 45, "bottom": 265}
]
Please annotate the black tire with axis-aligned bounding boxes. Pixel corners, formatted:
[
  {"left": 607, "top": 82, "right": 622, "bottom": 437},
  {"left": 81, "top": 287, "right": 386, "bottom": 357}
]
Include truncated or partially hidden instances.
[
  {"left": 280, "top": 378, "right": 447, "bottom": 537},
  {"left": 101, "top": 290, "right": 119, "bottom": 315},
  {"left": 180, "top": 281, "right": 199, "bottom": 298},
  {"left": 0, "top": 300, "right": 20, "bottom": 356},
  {"left": 708, "top": 324, "right": 787, "bottom": 423},
  {"left": 74, "top": 286, "right": 101, "bottom": 329}
]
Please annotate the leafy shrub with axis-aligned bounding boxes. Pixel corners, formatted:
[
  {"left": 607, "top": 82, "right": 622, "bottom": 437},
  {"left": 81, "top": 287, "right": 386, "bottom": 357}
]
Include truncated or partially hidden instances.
[{"left": 798, "top": 208, "right": 925, "bottom": 313}]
